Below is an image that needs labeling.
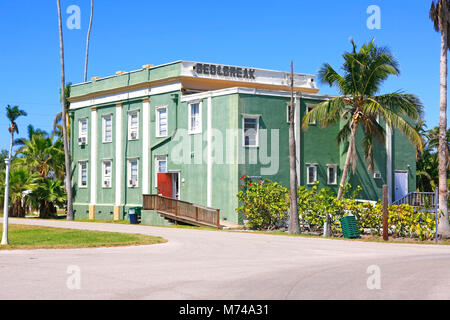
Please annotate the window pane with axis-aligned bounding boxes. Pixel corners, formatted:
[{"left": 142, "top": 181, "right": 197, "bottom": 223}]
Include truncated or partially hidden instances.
[
  {"left": 244, "top": 118, "right": 258, "bottom": 146},
  {"left": 158, "top": 108, "right": 167, "bottom": 136}
]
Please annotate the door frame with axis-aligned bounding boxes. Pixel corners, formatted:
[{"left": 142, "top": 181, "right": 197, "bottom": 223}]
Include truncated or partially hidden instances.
[
  {"left": 394, "top": 170, "right": 409, "bottom": 201},
  {"left": 169, "top": 170, "right": 181, "bottom": 200}
]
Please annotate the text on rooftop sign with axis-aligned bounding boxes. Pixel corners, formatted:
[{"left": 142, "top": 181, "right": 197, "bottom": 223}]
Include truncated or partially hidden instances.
[{"left": 195, "top": 63, "right": 256, "bottom": 79}]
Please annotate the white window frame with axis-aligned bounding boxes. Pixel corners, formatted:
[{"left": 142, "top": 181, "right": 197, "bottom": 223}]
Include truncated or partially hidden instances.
[
  {"left": 286, "top": 104, "right": 292, "bottom": 123},
  {"left": 306, "top": 106, "right": 316, "bottom": 125},
  {"left": 102, "top": 159, "right": 113, "bottom": 188},
  {"left": 242, "top": 114, "right": 260, "bottom": 148},
  {"left": 188, "top": 102, "right": 202, "bottom": 134},
  {"left": 155, "top": 106, "right": 168, "bottom": 138},
  {"left": 127, "top": 158, "right": 139, "bottom": 188},
  {"left": 306, "top": 164, "right": 318, "bottom": 185},
  {"left": 78, "top": 161, "right": 88, "bottom": 188},
  {"left": 128, "top": 110, "right": 140, "bottom": 140},
  {"left": 102, "top": 114, "right": 113, "bottom": 143},
  {"left": 78, "top": 118, "right": 89, "bottom": 145},
  {"left": 327, "top": 164, "right": 338, "bottom": 185},
  {"left": 154, "top": 155, "right": 168, "bottom": 187}
]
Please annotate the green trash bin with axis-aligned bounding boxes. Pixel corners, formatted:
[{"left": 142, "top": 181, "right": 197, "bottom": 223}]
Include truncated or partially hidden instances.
[
  {"left": 129, "top": 207, "right": 142, "bottom": 224},
  {"left": 340, "top": 215, "right": 360, "bottom": 239}
]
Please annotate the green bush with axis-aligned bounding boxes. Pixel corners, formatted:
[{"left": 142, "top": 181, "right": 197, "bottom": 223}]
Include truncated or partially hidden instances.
[
  {"left": 236, "top": 176, "right": 288, "bottom": 230},
  {"left": 236, "top": 177, "right": 437, "bottom": 240}
]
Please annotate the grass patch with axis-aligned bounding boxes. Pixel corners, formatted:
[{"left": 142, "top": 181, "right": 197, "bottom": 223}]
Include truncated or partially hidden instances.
[{"left": 0, "top": 224, "right": 166, "bottom": 250}]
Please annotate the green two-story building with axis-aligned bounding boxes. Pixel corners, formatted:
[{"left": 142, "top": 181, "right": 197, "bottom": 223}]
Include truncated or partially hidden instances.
[{"left": 68, "top": 61, "right": 417, "bottom": 225}]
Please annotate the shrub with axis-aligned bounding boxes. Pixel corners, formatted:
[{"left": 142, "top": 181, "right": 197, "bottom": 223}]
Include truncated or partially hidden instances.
[{"left": 236, "top": 176, "right": 288, "bottom": 230}]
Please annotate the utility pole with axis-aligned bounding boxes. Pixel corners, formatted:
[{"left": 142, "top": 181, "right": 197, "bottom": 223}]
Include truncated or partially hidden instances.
[{"left": 382, "top": 185, "right": 388, "bottom": 241}]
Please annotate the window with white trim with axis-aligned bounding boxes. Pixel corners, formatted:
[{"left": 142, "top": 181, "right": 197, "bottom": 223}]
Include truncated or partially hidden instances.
[
  {"left": 188, "top": 102, "right": 202, "bottom": 134},
  {"left": 128, "top": 110, "right": 139, "bottom": 140},
  {"left": 306, "top": 164, "right": 318, "bottom": 185},
  {"left": 102, "top": 114, "right": 113, "bottom": 143},
  {"left": 243, "top": 115, "right": 259, "bottom": 147},
  {"left": 327, "top": 164, "right": 337, "bottom": 185},
  {"left": 78, "top": 118, "right": 88, "bottom": 145},
  {"left": 306, "top": 106, "right": 316, "bottom": 125},
  {"left": 102, "top": 160, "right": 112, "bottom": 188},
  {"left": 155, "top": 155, "right": 168, "bottom": 187},
  {"left": 127, "top": 158, "right": 139, "bottom": 188},
  {"left": 79, "top": 161, "right": 88, "bottom": 188},
  {"left": 156, "top": 106, "right": 168, "bottom": 137},
  {"left": 287, "top": 104, "right": 292, "bottom": 123}
]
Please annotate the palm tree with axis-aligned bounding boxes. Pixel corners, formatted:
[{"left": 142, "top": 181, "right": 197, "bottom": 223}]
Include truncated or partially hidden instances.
[
  {"left": 303, "top": 40, "right": 423, "bottom": 201},
  {"left": 430, "top": 0, "right": 450, "bottom": 238},
  {"left": 53, "top": 84, "right": 71, "bottom": 140},
  {"left": 7, "top": 166, "right": 39, "bottom": 218},
  {"left": 1, "top": 105, "right": 27, "bottom": 245},
  {"left": 16, "top": 135, "right": 65, "bottom": 180},
  {"left": 57, "top": 0, "right": 74, "bottom": 220},
  {"left": 84, "top": 0, "right": 94, "bottom": 82},
  {"left": 28, "top": 178, "right": 66, "bottom": 219},
  {"left": 14, "top": 124, "right": 49, "bottom": 149},
  {"left": 288, "top": 61, "right": 300, "bottom": 234}
]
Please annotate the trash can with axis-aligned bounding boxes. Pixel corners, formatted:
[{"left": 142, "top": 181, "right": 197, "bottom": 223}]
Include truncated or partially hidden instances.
[
  {"left": 128, "top": 207, "right": 142, "bottom": 224},
  {"left": 340, "top": 215, "right": 360, "bottom": 239},
  {"left": 128, "top": 208, "right": 138, "bottom": 224}
]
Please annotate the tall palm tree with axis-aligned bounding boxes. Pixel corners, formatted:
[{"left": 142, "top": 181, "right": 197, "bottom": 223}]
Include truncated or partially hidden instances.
[
  {"left": 303, "top": 40, "right": 423, "bottom": 201},
  {"left": 1, "top": 105, "right": 27, "bottom": 245},
  {"left": 57, "top": 0, "right": 74, "bottom": 220},
  {"left": 430, "top": 0, "right": 450, "bottom": 238},
  {"left": 288, "top": 61, "right": 300, "bottom": 234},
  {"left": 53, "top": 84, "right": 71, "bottom": 140},
  {"left": 14, "top": 124, "right": 49, "bottom": 148},
  {"left": 84, "top": 0, "right": 94, "bottom": 82}
]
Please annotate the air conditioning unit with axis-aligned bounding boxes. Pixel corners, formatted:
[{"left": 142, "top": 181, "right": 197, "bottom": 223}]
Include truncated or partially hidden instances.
[
  {"left": 131, "top": 131, "right": 137, "bottom": 140},
  {"left": 373, "top": 172, "right": 382, "bottom": 179},
  {"left": 78, "top": 137, "right": 87, "bottom": 145}
]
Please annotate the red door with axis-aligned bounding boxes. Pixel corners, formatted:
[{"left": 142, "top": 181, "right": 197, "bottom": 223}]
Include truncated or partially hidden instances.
[{"left": 157, "top": 173, "right": 172, "bottom": 198}]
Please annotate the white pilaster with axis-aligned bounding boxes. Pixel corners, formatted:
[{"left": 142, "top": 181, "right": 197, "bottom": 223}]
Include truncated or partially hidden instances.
[
  {"left": 90, "top": 107, "right": 97, "bottom": 205},
  {"left": 142, "top": 98, "right": 150, "bottom": 195},
  {"left": 206, "top": 96, "right": 212, "bottom": 207},
  {"left": 115, "top": 103, "right": 123, "bottom": 206},
  {"left": 386, "top": 124, "right": 392, "bottom": 203}
]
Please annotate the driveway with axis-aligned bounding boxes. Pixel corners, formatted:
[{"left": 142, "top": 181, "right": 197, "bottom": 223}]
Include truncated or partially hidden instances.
[{"left": 1, "top": 218, "right": 450, "bottom": 299}]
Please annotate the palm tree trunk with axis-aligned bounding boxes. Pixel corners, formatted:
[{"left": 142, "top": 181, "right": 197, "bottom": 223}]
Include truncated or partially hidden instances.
[
  {"left": 84, "top": 0, "right": 93, "bottom": 82},
  {"left": 438, "top": 11, "right": 450, "bottom": 238},
  {"left": 57, "top": 0, "right": 74, "bottom": 221},
  {"left": 337, "top": 122, "right": 358, "bottom": 200},
  {"left": 288, "top": 61, "right": 300, "bottom": 234}
]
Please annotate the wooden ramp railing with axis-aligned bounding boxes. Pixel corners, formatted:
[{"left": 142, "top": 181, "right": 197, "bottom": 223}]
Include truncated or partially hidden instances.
[{"left": 143, "top": 194, "right": 221, "bottom": 229}]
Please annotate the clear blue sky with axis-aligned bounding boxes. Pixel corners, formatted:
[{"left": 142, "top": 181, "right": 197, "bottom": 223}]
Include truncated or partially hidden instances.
[{"left": 0, "top": 0, "right": 445, "bottom": 151}]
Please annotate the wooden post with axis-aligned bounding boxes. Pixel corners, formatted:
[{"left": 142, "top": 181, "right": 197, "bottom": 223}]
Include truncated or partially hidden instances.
[
  {"left": 195, "top": 206, "right": 199, "bottom": 222},
  {"left": 382, "top": 185, "right": 389, "bottom": 241},
  {"left": 216, "top": 209, "right": 220, "bottom": 229}
]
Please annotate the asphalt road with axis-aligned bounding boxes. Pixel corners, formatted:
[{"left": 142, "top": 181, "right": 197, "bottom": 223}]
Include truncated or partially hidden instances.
[{"left": 1, "top": 218, "right": 450, "bottom": 300}]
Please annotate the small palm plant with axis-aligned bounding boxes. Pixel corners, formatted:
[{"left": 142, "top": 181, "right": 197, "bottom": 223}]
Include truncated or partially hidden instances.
[
  {"left": 1, "top": 105, "right": 27, "bottom": 245},
  {"left": 303, "top": 40, "right": 423, "bottom": 200}
]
